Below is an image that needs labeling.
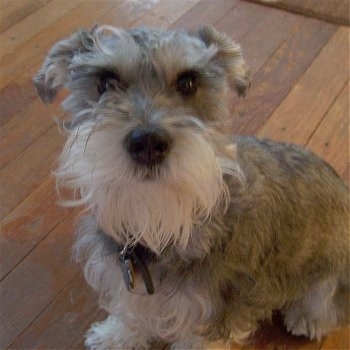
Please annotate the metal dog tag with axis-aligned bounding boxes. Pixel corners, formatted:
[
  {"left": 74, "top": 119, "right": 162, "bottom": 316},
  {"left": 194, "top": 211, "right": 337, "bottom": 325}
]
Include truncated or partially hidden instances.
[
  {"left": 119, "top": 250, "right": 134, "bottom": 291},
  {"left": 118, "top": 245, "right": 155, "bottom": 294}
]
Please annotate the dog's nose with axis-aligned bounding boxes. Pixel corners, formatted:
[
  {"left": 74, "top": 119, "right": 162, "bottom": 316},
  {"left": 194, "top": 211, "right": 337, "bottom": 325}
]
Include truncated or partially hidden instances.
[{"left": 124, "top": 127, "right": 171, "bottom": 166}]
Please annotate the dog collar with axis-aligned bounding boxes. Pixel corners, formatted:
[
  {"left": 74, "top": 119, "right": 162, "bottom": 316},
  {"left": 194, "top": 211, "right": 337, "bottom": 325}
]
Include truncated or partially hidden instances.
[{"left": 118, "top": 245, "right": 155, "bottom": 295}]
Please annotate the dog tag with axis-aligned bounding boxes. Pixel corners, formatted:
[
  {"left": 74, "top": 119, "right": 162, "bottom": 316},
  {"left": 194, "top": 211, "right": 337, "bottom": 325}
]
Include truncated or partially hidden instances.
[
  {"left": 118, "top": 245, "right": 155, "bottom": 294},
  {"left": 132, "top": 252, "right": 154, "bottom": 295},
  {"left": 119, "top": 250, "right": 134, "bottom": 291}
]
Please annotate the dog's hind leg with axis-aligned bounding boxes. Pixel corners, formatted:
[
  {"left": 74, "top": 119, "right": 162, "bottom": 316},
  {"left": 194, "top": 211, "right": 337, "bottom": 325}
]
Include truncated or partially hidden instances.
[{"left": 283, "top": 277, "right": 349, "bottom": 341}]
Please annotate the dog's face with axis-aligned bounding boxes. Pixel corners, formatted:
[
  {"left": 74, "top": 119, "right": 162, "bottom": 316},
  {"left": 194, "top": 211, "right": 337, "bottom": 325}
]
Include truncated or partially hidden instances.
[{"left": 34, "top": 26, "right": 249, "bottom": 254}]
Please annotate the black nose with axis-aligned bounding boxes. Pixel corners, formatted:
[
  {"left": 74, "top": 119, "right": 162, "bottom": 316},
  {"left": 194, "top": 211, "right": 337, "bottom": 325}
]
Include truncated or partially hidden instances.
[{"left": 124, "top": 127, "right": 172, "bottom": 166}]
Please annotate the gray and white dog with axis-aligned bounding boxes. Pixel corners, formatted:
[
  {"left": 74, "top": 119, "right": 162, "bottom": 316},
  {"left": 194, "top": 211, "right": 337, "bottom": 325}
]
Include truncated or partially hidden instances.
[{"left": 34, "top": 25, "right": 349, "bottom": 349}]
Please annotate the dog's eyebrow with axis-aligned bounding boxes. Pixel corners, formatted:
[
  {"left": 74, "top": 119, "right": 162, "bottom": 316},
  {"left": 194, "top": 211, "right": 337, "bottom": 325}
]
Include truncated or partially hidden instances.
[
  {"left": 69, "top": 67, "right": 99, "bottom": 79},
  {"left": 175, "top": 68, "right": 204, "bottom": 81},
  {"left": 70, "top": 67, "right": 120, "bottom": 80},
  {"left": 175, "top": 67, "right": 222, "bottom": 83},
  {"left": 178, "top": 68, "right": 201, "bottom": 75}
]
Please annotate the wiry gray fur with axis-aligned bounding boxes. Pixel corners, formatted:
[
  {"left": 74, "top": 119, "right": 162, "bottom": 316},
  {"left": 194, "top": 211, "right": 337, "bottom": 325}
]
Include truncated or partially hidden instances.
[{"left": 34, "top": 25, "right": 349, "bottom": 349}]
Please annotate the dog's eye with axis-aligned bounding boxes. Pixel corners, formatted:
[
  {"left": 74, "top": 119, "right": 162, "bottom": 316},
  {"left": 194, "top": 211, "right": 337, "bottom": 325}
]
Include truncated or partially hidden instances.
[
  {"left": 98, "top": 71, "right": 124, "bottom": 95},
  {"left": 177, "top": 71, "right": 198, "bottom": 96}
]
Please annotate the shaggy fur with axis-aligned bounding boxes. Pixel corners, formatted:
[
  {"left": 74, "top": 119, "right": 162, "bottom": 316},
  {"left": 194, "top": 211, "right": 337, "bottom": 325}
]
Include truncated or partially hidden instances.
[{"left": 34, "top": 25, "right": 349, "bottom": 349}]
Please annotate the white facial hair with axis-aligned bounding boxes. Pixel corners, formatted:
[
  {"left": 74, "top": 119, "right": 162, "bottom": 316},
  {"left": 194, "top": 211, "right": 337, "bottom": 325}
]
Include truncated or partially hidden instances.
[{"left": 56, "top": 119, "right": 230, "bottom": 254}]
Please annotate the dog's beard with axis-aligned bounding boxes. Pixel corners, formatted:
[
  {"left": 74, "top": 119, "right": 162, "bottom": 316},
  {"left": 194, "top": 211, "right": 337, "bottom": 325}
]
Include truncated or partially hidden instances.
[{"left": 56, "top": 119, "right": 231, "bottom": 254}]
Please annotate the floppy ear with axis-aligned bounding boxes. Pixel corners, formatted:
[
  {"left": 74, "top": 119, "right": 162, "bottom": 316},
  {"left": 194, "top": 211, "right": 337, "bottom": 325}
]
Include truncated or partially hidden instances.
[
  {"left": 33, "top": 28, "right": 94, "bottom": 103},
  {"left": 196, "top": 25, "right": 250, "bottom": 97}
]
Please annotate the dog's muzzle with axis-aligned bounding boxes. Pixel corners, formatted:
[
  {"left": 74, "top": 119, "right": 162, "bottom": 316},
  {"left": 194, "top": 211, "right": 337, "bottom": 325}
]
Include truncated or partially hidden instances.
[{"left": 124, "top": 127, "right": 172, "bottom": 166}]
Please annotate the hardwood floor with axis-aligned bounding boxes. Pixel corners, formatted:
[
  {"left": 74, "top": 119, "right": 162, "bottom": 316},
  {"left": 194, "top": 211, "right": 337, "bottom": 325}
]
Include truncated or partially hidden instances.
[{"left": 0, "top": 0, "right": 349, "bottom": 349}]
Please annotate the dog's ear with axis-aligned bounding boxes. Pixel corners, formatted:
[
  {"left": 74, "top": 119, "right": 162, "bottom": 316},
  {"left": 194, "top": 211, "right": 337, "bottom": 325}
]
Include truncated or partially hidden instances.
[
  {"left": 33, "top": 28, "right": 94, "bottom": 103},
  {"left": 196, "top": 25, "right": 250, "bottom": 97}
]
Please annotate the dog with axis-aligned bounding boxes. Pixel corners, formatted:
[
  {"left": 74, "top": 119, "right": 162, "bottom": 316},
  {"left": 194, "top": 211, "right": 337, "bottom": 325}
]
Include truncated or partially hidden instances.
[{"left": 34, "top": 25, "right": 349, "bottom": 349}]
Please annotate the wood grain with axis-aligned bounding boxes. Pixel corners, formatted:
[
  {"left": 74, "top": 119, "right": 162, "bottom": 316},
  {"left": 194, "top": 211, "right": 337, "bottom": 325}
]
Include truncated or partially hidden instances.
[
  {"left": 172, "top": 0, "right": 239, "bottom": 29},
  {"left": 0, "top": 177, "right": 70, "bottom": 280},
  {"left": 321, "top": 325, "right": 350, "bottom": 350},
  {"left": 133, "top": 0, "right": 200, "bottom": 28},
  {"left": 215, "top": 0, "right": 267, "bottom": 41},
  {"left": 258, "top": 27, "right": 349, "bottom": 145},
  {"left": 0, "top": 99, "right": 60, "bottom": 168},
  {"left": 0, "top": 0, "right": 86, "bottom": 57},
  {"left": 231, "top": 16, "right": 336, "bottom": 135},
  {"left": 10, "top": 272, "right": 104, "bottom": 349},
  {"left": 0, "top": 78, "right": 39, "bottom": 126},
  {"left": 0, "top": 210, "right": 78, "bottom": 349},
  {"left": 307, "top": 80, "right": 349, "bottom": 176},
  {"left": 0, "top": 0, "right": 51, "bottom": 33},
  {"left": 0, "top": 125, "right": 63, "bottom": 219},
  {"left": 246, "top": 0, "right": 350, "bottom": 26},
  {"left": 0, "top": 0, "right": 119, "bottom": 90},
  {"left": 239, "top": 7, "right": 303, "bottom": 76}
]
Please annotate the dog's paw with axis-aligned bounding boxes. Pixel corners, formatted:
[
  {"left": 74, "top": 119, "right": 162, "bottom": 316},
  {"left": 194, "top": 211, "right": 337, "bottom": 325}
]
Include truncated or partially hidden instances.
[
  {"left": 85, "top": 317, "right": 118, "bottom": 350},
  {"left": 85, "top": 315, "right": 150, "bottom": 350},
  {"left": 284, "top": 279, "right": 339, "bottom": 341},
  {"left": 284, "top": 311, "right": 337, "bottom": 341}
]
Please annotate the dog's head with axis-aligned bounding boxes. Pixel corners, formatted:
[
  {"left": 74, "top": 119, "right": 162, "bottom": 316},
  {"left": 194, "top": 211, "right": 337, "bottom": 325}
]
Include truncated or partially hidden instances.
[{"left": 34, "top": 26, "right": 249, "bottom": 254}]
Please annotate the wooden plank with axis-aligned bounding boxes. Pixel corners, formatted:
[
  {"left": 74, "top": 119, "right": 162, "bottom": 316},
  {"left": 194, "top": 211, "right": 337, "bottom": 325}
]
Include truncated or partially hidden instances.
[
  {"left": 10, "top": 272, "right": 105, "bottom": 349},
  {"left": 321, "top": 325, "right": 350, "bottom": 350},
  {"left": 258, "top": 27, "right": 349, "bottom": 145},
  {"left": 0, "top": 0, "right": 34, "bottom": 18},
  {"left": 171, "top": 0, "right": 239, "bottom": 30},
  {"left": 0, "top": 125, "right": 64, "bottom": 219},
  {"left": 307, "top": 81, "right": 349, "bottom": 176},
  {"left": 0, "top": 0, "right": 49, "bottom": 22},
  {"left": 214, "top": 4, "right": 305, "bottom": 125},
  {"left": 215, "top": 0, "right": 267, "bottom": 41},
  {"left": 246, "top": 0, "right": 350, "bottom": 26},
  {"left": 231, "top": 16, "right": 337, "bottom": 136},
  {"left": 0, "top": 0, "right": 86, "bottom": 57},
  {"left": 0, "top": 0, "right": 51, "bottom": 33},
  {"left": 133, "top": 0, "right": 201, "bottom": 28},
  {"left": 103, "top": 0, "right": 162, "bottom": 25},
  {"left": 239, "top": 7, "right": 303, "bottom": 76},
  {"left": 0, "top": 78, "right": 38, "bottom": 126},
  {"left": 0, "top": 0, "right": 119, "bottom": 90},
  {"left": 0, "top": 177, "right": 71, "bottom": 280},
  {"left": 0, "top": 210, "right": 79, "bottom": 349},
  {"left": 0, "top": 99, "right": 61, "bottom": 168}
]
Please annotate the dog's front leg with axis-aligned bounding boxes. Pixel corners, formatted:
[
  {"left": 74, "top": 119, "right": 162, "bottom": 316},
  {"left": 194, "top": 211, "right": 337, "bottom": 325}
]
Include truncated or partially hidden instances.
[{"left": 85, "top": 314, "right": 153, "bottom": 350}]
